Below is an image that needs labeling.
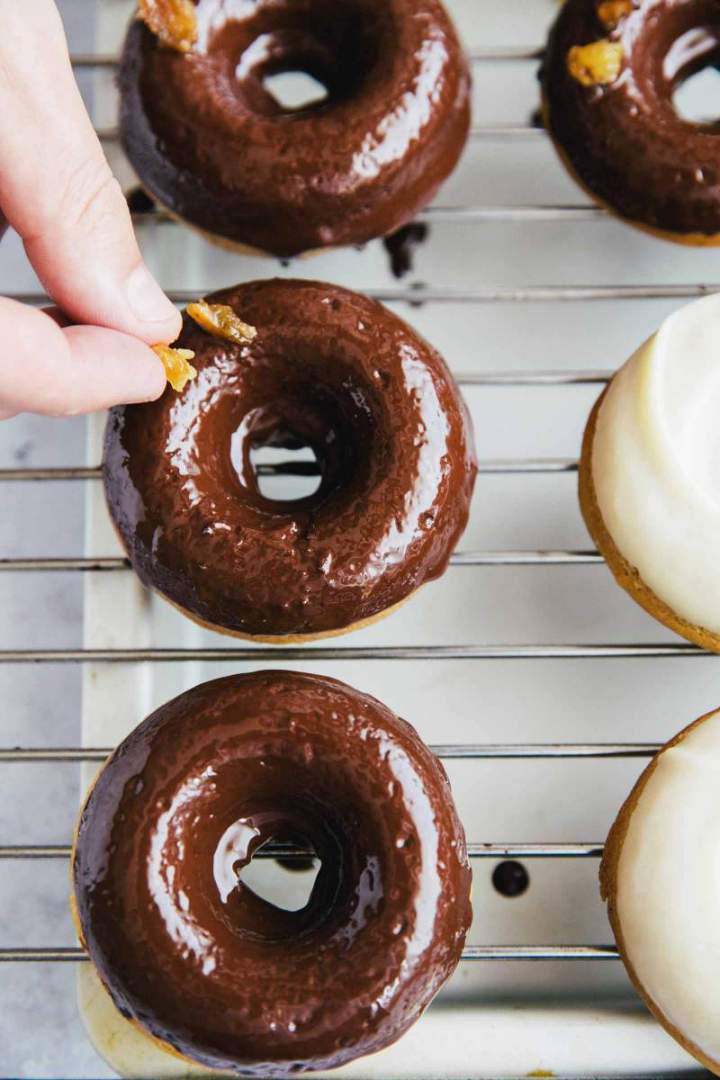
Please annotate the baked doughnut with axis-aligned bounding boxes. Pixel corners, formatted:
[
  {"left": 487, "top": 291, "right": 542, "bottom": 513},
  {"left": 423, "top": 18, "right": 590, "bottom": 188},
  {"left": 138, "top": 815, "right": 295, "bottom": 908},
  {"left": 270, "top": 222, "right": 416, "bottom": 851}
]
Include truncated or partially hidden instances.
[
  {"left": 104, "top": 279, "right": 477, "bottom": 642},
  {"left": 542, "top": 0, "right": 720, "bottom": 244},
  {"left": 119, "top": 0, "right": 471, "bottom": 257},
  {"left": 601, "top": 706, "right": 720, "bottom": 1075},
  {"left": 72, "top": 670, "right": 472, "bottom": 1075},
  {"left": 579, "top": 292, "right": 720, "bottom": 652}
]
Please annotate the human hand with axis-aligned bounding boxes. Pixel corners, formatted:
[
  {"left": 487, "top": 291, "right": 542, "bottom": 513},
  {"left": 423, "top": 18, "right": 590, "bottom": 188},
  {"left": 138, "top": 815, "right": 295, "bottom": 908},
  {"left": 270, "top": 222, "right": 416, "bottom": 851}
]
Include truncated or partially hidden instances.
[{"left": 0, "top": 0, "right": 181, "bottom": 420}]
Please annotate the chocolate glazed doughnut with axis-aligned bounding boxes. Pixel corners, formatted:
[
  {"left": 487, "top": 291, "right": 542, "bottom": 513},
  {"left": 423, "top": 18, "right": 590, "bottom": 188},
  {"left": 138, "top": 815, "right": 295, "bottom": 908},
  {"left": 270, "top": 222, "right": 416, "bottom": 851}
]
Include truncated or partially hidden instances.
[
  {"left": 103, "top": 279, "right": 477, "bottom": 642},
  {"left": 72, "top": 670, "right": 473, "bottom": 1075},
  {"left": 542, "top": 0, "right": 720, "bottom": 243},
  {"left": 119, "top": 0, "right": 471, "bottom": 256}
]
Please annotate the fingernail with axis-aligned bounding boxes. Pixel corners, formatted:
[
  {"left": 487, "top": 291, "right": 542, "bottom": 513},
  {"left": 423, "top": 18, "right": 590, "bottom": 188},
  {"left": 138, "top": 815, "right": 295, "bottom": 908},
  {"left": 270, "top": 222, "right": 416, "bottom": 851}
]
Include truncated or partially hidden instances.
[{"left": 125, "top": 263, "right": 178, "bottom": 325}]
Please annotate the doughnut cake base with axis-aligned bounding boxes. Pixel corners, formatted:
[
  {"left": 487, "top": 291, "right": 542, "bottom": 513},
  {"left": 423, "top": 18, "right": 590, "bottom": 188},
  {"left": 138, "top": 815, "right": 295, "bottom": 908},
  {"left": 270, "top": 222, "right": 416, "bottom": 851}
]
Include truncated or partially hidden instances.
[
  {"left": 145, "top": 187, "right": 328, "bottom": 261},
  {"left": 78, "top": 965, "right": 221, "bottom": 1079},
  {"left": 159, "top": 587, "right": 411, "bottom": 646},
  {"left": 579, "top": 392, "right": 720, "bottom": 653},
  {"left": 78, "top": 961, "right": 689, "bottom": 1080},
  {"left": 77, "top": 965, "right": 493, "bottom": 1080}
]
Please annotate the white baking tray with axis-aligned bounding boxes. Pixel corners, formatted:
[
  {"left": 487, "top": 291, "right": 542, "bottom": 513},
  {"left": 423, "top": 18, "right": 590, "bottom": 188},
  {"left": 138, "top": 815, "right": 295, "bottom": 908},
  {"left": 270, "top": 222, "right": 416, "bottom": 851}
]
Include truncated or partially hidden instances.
[{"left": 78, "top": 1, "right": 720, "bottom": 1076}]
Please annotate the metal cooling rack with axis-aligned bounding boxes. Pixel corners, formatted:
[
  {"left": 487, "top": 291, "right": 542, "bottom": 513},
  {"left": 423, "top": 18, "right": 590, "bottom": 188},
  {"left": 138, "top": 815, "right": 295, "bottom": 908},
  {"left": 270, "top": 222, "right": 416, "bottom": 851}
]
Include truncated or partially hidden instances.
[{"left": 1, "top": 11, "right": 715, "bottom": 1078}]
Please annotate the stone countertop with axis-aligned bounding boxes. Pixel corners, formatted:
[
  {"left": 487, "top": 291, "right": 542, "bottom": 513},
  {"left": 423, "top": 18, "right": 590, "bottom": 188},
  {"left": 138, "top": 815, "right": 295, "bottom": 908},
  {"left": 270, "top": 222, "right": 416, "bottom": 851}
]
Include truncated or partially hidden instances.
[
  {"left": 0, "top": 4, "right": 113, "bottom": 1075},
  {"left": 0, "top": 410, "right": 111, "bottom": 1078}
]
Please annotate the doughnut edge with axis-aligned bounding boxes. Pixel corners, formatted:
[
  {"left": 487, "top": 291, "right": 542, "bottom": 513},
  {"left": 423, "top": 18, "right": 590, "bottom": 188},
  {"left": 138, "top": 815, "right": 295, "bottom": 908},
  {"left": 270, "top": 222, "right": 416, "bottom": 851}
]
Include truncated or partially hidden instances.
[
  {"left": 135, "top": 185, "right": 329, "bottom": 261},
  {"left": 108, "top": 504, "right": 413, "bottom": 644},
  {"left": 578, "top": 387, "right": 720, "bottom": 653},
  {"left": 70, "top": 759, "right": 205, "bottom": 1075},
  {"left": 542, "top": 97, "right": 720, "bottom": 248},
  {"left": 70, "top": 672, "right": 472, "bottom": 1073},
  {"left": 600, "top": 711, "right": 720, "bottom": 1077}
]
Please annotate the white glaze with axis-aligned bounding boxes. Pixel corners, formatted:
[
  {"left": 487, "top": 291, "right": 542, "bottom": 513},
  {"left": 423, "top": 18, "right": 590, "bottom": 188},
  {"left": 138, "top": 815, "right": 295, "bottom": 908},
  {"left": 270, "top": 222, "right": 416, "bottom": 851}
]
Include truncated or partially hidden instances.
[
  {"left": 614, "top": 708, "right": 720, "bottom": 1067},
  {"left": 592, "top": 292, "right": 720, "bottom": 633}
]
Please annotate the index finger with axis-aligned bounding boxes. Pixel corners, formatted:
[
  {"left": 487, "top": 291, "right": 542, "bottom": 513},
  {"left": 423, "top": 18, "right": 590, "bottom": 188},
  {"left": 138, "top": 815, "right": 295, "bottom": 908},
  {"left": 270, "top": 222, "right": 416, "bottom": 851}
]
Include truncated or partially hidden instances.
[{"left": 0, "top": 1, "right": 180, "bottom": 345}]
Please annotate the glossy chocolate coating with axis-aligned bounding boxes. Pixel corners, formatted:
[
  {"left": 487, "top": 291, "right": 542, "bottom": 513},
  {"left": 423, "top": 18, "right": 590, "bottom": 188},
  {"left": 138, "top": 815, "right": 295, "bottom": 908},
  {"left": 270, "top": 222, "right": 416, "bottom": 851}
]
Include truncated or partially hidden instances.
[
  {"left": 542, "top": 0, "right": 720, "bottom": 238},
  {"left": 104, "top": 279, "right": 477, "bottom": 639},
  {"left": 119, "top": 0, "right": 471, "bottom": 256},
  {"left": 73, "top": 671, "right": 472, "bottom": 1074},
  {"left": 383, "top": 221, "right": 430, "bottom": 279}
]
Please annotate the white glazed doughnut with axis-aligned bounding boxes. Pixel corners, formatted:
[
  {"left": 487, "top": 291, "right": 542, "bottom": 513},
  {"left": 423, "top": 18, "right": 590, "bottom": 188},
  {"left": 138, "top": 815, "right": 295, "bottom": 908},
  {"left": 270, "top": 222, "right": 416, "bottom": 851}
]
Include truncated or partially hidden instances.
[
  {"left": 601, "top": 707, "right": 720, "bottom": 1074},
  {"left": 579, "top": 292, "right": 720, "bottom": 650}
]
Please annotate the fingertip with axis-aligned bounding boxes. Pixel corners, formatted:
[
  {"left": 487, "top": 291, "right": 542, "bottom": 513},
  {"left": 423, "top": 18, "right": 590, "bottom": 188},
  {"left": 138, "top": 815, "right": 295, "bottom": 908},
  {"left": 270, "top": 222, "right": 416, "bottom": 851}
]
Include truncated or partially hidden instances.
[
  {"left": 123, "top": 263, "right": 182, "bottom": 345},
  {"left": 61, "top": 325, "right": 167, "bottom": 410},
  {"left": 125, "top": 344, "right": 168, "bottom": 403}
]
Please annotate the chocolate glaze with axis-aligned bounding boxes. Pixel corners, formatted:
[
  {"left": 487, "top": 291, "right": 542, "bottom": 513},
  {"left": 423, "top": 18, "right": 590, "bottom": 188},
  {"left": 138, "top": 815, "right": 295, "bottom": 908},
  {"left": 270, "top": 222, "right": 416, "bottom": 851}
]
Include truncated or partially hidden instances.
[
  {"left": 542, "top": 0, "right": 720, "bottom": 238},
  {"left": 492, "top": 860, "right": 530, "bottom": 899},
  {"left": 118, "top": 0, "right": 471, "bottom": 256},
  {"left": 103, "top": 279, "right": 477, "bottom": 639},
  {"left": 383, "top": 222, "right": 430, "bottom": 279},
  {"left": 73, "top": 671, "right": 472, "bottom": 1074},
  {"left": 125, "top": 185, "right": 157, "bottom": 215}
]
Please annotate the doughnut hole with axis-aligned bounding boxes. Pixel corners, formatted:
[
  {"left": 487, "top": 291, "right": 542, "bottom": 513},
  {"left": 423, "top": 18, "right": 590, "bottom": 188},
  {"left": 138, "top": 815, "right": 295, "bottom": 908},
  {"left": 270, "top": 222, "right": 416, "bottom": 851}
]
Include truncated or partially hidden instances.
[
  {"left": 664, "top": 25, "right": 720, "bottom": 126},
  {"left": 245, "top": 438, "right": 322, "bottom": 503},
  {"left": 673, "top": 57, "right": 720, "bottom": 124},
  {"left": 237, "top": 837, "right": 321, "bottom": 913},
  {"left": 203, "top": 762, "right": 391, "bottom": 948},
  {"left": 210, "top": 0, "right": 386, "bottom": 117},
  {"left": 223, "top": 374, "right": 379, "bottom": 513},
  {"left": 262, "top": 71, "right": 328, "bottom": 111}
]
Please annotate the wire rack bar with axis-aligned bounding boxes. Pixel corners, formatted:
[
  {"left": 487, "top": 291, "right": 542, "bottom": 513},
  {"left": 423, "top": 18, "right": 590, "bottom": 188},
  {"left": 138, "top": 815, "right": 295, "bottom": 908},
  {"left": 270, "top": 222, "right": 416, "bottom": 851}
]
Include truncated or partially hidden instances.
[
  {"left": 0, "top": 945, "right": 619, "bottom": 963},
  {"left": 0, "top": 551, "right": 603, "bottom": 572},
  {"left": 129, "top": 204, "right": 606, "bottom": 226},
  {"left": 454, "top": 370, "right": 610, "bottom": 385},
  {"left": 470, "top": 125, "right": 546, "bottom": 139},
  {"left": 73, "top": 48, "right": 546, "bottom": 69},
  {"left": 270, "top": 285, "right": 719, "bottom": 304},
  {"left": 71, "top": 53, "right": 118, "bottom": 68},
  {"left": 470, "top": 47, "right": 544, "bottom": 62},
  {"left": 365, "top": 840, "right": 596, "bottom": 857},
  {"left": 421, "top": 204, "right": 606, "bottom": 223},
  {"left": 0, "top": 459, "right": 581, "bottom": 481},
  {"left": 0, "top": 558, "right": 129, "bottom": 572},
  {"left": 1, "top": 847, "right": 73, "bottom": 859},
  {"left": 7, "top": 285, "right": 720, "bottom": 305},
  {"left": 461, "top": 946, "right": 619, "bottom": 961},
  {"left": 0, "top": 644, "right": 705, "bottom": 663},
  {"left": 0, "top": 743, "right": 660, "bottom": 762},
  {"left": 0, "top": 949, "right": 89, "bottom": 963},
  {"left": 435, "top": 743, "right": 659, "bottom": 758},
  {"left": 0, "top": 373, "right": 616, "bottom": 394},
  {"left": 452, "top": 550, "right": 602, "bottom": 565},
  {"left": 0, "top": 467, "right": 101, "bottom": 482},
  {"left": 97, "top": 124, "right": 546, "bottom": 143},
  {"left": 0, "top": 842, "right": 605, "bottom": 860},
  {"left": 190, "top": 284, "right": 718, "bottom": 303}
]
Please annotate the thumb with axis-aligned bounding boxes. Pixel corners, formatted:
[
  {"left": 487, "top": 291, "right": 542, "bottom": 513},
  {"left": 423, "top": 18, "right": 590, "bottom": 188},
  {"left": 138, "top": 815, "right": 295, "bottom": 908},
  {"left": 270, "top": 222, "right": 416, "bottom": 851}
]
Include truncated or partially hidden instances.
[
  {"left": 0, "top": 298, "right": 166, "bottom": 418},
  {"left": 0, "top": 1, "right": 180, "bottom": 345}
]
